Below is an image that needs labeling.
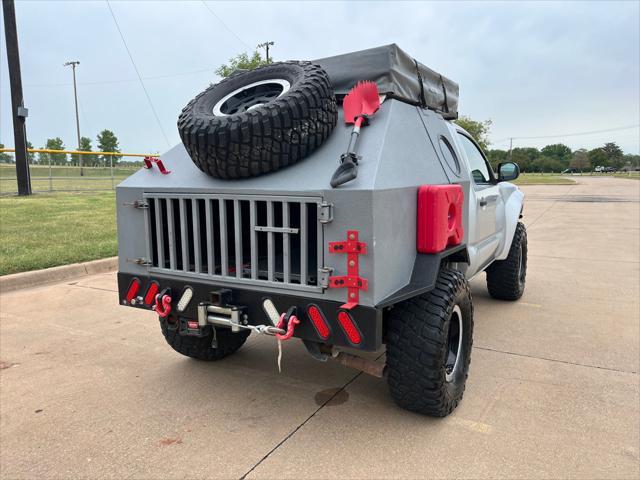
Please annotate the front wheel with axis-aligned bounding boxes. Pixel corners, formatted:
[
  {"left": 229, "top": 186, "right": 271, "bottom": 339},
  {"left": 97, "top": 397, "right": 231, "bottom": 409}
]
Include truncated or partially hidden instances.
[
  {"left": 385, "top": 269, "right": 474, "bottom": 417},
  {"left": 486, "top": 222, "right": 528, "bottom": 301}
]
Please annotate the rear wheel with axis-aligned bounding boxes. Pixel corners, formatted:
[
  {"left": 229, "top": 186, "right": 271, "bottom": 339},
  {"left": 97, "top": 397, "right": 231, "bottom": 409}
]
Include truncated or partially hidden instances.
[
  {"left": 385, "top": 269, "right": 474, "bottom": 417},
  {"left": 486, "top": 222, "right": 527, "bottom": 300},
  {"left": 160, "top": 319, "right": 249, "bottom": 361}
]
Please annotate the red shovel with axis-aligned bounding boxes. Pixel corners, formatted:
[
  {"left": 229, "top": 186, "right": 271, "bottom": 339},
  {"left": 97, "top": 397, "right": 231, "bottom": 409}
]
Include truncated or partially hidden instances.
[{"left": 330, "top": 81, "right": 381, "bottom": 188}]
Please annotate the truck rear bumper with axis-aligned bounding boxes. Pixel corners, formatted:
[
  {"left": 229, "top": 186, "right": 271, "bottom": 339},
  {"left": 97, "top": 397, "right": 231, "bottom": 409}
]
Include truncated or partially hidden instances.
[{"left": 117, "top": 272, "right": 383, "bottom": 351}]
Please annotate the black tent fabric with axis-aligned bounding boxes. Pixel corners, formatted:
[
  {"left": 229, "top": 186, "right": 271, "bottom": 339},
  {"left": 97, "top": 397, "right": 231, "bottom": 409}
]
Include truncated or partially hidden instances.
[{"left": 315, "top": 44, "right": 459, "bottom": 119}]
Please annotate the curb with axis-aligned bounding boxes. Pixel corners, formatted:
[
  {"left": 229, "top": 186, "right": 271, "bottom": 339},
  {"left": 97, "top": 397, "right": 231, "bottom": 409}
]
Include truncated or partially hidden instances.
[{"left": 0, "top": 257, "right": 118, "bottom": 293}]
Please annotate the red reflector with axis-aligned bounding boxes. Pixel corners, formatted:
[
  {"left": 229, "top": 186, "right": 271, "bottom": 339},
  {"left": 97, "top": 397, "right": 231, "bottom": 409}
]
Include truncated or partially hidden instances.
[
  {"left": 187, "top": 321, "right": 199, "bottom": 330},
  {"left": 307, "top": 305, "right": 330, "bottom": 339},
  {"left": 125, "top": 278, "right": 140, "bottom": 302},
  {"left": 417, "top": 184, "right": 464, "bottom": 253},
  {"left": 144, "top": 282, "right": 159, "bottom": 305},
  {"left": 337, "top": 311, "right": 361, "bottom": 345}
]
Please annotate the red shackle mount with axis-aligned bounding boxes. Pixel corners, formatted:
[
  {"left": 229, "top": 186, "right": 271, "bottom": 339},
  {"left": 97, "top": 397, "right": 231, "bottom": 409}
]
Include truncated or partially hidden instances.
[{"left": 143, "top": 156, "right": 171, "bottom": 175}]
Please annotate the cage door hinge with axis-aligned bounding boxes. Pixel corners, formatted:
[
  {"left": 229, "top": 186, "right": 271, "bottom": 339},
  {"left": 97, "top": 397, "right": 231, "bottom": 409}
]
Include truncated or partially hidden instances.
[
  {"left": 319, "top": 267, "right": 334, "bottom": 288},
  {"left": 127, "top": 257, "right": 152, "bottom": 267},
  {"left": 123, "top": 200, "right": 149, "bottom": 209},
  {"left": 319, "top": 203, "right": 333, "bottom": 224}
]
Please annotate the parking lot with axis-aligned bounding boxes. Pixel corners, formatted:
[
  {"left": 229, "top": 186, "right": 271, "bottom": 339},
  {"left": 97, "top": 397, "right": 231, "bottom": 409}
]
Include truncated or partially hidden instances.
[{"left": 1, "top": 176, "right": 638, "bottom": 479}]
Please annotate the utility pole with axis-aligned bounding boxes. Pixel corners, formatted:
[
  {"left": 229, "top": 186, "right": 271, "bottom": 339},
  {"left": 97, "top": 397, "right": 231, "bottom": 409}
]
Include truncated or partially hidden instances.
[
  {"left": 64, "top": 60, "right": 83, "bottom": 175},
  {"left": 257, "top": 41, "right": 274, "bottom": 62},
  {"left": 508, "top": 137, "right": 513, "bottom": 161},
  {"left": 2, "top": 0, "right": 31, "bottom": 195}
]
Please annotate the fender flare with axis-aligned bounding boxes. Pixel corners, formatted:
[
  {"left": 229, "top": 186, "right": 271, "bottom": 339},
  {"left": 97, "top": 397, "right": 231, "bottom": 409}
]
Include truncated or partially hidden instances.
[
  {"left": 376, "top": 245, "right": 467, "bottom": 308},
  {"left": 495, "top": 188, "right": 524, "bottom": 261}
]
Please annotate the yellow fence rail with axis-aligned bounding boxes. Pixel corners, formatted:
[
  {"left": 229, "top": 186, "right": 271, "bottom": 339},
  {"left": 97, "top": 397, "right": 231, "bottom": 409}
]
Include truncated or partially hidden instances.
[
  {"left": 0, "top": 148, "right": 158, "bottom": 194},
  {"left": 0, "top": 148, "right": 157, "bottom": 157}
]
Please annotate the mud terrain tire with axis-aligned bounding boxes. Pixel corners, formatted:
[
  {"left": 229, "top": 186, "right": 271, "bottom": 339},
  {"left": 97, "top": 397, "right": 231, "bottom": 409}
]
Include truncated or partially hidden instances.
[
  {"left": 161, "top": 319, "right": 250, "bottom": 361},
  {"left": 177, "top": 61, "right": 337, "bottom": 179},
  {"left": 486, "top": 222, "right": 528, "bottom": 300},
  {"left": 385, "top": 269, "right": 474, "bottom": 417}
]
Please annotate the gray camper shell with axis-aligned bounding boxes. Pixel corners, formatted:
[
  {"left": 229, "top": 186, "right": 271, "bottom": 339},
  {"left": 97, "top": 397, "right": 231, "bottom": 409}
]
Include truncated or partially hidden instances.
[{"left": 116, "top": 45, "right": 470, "bottom": 352}]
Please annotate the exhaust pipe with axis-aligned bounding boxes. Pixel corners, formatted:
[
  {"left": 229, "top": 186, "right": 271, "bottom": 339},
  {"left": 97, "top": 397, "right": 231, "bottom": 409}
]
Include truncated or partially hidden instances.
[{"left": 333, "top": 352, "right": 386, "bottom": 378}]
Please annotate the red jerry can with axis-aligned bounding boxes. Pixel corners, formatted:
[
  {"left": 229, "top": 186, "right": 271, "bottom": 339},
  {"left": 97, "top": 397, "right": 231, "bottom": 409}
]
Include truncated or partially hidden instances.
[{"left": 417, "top": 185, "right": 464, "bottom": 253}]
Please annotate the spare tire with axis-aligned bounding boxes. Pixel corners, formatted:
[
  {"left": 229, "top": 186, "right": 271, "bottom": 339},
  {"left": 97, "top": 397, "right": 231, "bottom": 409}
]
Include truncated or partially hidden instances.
[{"left": 177, "top": 61, "right": 338, "bottom": 179}]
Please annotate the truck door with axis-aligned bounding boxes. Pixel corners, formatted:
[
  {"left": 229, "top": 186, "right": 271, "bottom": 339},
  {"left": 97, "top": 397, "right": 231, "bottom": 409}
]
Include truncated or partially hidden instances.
[{"left": 455, "top": 133, "right": 502, "bottom": 272}]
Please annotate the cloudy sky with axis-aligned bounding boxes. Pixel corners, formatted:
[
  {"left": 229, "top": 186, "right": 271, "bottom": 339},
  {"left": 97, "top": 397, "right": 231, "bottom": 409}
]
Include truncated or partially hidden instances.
[{"left": 1, "top": 0, "right": 639, "bottom": 156}]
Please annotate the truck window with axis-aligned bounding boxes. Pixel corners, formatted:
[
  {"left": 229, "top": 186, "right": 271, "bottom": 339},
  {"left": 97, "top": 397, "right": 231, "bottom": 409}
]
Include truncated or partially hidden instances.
[{"left": 457, "top": 133, "right": 492, "bottom": 184}]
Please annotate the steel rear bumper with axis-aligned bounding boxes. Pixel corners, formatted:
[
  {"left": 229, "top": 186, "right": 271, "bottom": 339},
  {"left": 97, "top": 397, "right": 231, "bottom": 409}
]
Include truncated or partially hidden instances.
[{"left": 117, "top": 272, "right": 383, "bottom": 351}]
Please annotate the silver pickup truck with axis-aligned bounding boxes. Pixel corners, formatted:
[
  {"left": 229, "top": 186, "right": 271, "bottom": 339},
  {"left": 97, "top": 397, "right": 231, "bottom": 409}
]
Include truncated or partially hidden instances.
[{"left": 117, "top": 44, "right": 526, "bottom": 417}]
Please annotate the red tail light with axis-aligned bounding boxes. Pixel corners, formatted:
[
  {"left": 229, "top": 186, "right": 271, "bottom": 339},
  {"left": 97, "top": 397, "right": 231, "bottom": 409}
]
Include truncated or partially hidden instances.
[
  {"left": 144, "top": 281, "right": 160, "bottom": 306},
  {"left": 307, "top": 305, "right": 330, "bottom": 339},
  {"left": 337, "top": 311, "right": 361, "bottom": 345},
  {"left": 125, "top": 278, "right": 141, "bottom": 303}
]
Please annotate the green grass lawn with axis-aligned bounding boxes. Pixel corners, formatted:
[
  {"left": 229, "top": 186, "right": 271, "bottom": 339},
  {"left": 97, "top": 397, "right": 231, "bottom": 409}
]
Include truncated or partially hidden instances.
[
  {"left": 513, "top": 173, "right": 576, "bottom": 185},
  {"left": 0, "top": 192, "right": 117, "bottom": 275}
]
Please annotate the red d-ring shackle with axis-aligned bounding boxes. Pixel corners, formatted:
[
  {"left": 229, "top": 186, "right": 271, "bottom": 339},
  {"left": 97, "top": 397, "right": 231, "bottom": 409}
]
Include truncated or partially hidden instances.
[
  {"left": 275, "top": 312, "right": 300, "bottom": 341},
  {"left": 154, "top": 294, "right": 172, "bottom": 318}
]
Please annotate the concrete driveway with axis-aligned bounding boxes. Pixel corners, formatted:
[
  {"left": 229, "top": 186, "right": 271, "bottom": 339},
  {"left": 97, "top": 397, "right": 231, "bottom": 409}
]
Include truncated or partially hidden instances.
[{"left": 1, "top": 176, "right": 638, "bottom": 479}]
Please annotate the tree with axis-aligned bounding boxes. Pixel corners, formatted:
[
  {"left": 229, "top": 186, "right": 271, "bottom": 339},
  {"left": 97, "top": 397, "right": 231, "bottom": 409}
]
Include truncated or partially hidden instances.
[
  {"left": 570, "top": 149, "right": 590, "bottom": 172},
  {"left": 541, "top": 144, "right": 572, "bottom": 165},
  {"left": 454, "top": 116, "right": 492, "bottom": 151},
  {"left": 587, "top": 148, "right": 608, "bottom": 168},
  {"left": 0, "top": 143, "right": 14, "bottom": 164},
  {"left": 215, "top": 51, "right": 271, "bottom": 78},
  {"left": 26, "top": 141, "right": 35, "bottom": 164},
  {"left": 486, "top": 149, "right": 508, "bottom": 171},
  {"left": 510, "top": 147, "right": 540, "bottom": 172},
  {"left": 97, "top": 129, "right": 121, "bottom": 166},
  {"left": 621, "top": 154, "right": 640, "bottom": 171},
  {"left": 45, "top": 137, "right": 66, "bottom": 165},
  {"left": 602, "top": 142, "right": 624, "bottom": 169},
  {"left": 72, "top": 136, "right": 96, "bottom": 167},
  {"left": 537, "top": 155, "right": 565, "bottom": 173}
]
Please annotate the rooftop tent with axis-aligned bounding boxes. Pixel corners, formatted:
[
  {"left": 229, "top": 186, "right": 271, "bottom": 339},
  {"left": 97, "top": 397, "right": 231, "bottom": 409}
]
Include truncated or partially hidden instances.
[{"left": 314, "top": 44, "right": 459, "bottom": 120}]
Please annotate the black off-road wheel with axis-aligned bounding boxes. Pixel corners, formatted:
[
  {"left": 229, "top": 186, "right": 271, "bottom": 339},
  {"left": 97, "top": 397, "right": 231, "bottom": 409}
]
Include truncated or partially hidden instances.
[
  {"left": 385, "top": 269, "right": 474, "bottom": 417},
  {"left": 160, "top": 319, "right": 250, "bottom": 361},
  {"left": 486, "top": 222, "right": 527, "bottom": 301},
  {"left": 177, "top": 61, "right": 337, "bottom": 179}
]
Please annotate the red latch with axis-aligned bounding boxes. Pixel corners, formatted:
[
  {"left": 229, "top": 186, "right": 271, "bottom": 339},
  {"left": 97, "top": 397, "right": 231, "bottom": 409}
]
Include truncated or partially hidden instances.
[
  {"left": 143, "top": 156, "right": 171, "bottom": 175},
  {"left": 328, "top": 230, "right": 368, "bottom": 310}
]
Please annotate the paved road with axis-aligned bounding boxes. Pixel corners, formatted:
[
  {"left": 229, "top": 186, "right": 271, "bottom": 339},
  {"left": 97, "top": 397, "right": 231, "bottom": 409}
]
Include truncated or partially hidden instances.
[{"left": 1, "top": 176, "right": 638, "bottom": 479}]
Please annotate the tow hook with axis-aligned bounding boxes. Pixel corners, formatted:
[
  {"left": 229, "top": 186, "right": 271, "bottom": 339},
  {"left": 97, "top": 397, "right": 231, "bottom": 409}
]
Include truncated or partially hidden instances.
[{"left": 154, "top": 288, "right": 172, "bottom": 318}]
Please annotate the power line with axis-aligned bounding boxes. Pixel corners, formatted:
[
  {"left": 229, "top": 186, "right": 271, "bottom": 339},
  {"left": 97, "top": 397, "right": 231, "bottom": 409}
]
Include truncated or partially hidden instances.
[
  {"left": 4, "top": 67, "right": 216, "bottom": 89},
  {"left": 106, "top": 0, "right": 171, "bottom": 148},
  {"left": 493, "top": 124, "right": 639, "bottom": 143},
  {"left": 200, "top": 1, "right": 252, "bottom": 50}
]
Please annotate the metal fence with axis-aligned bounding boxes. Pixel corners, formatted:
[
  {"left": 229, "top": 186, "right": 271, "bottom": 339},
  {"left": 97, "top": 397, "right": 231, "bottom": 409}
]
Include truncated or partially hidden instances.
[{"left": 0, "top": 148, "right": 152, "bottom": 195}]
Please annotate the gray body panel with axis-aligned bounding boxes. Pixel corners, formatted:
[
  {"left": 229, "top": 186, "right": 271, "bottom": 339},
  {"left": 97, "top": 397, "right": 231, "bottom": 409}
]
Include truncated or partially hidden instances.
[{"left": 117, "top": 100, "right": 474, "bottom": 307}]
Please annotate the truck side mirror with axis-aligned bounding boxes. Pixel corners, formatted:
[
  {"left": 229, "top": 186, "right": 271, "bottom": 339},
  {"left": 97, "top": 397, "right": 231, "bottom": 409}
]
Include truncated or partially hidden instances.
[{"left": 498, "top": 162, "right": 520, "bottom": 182}]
